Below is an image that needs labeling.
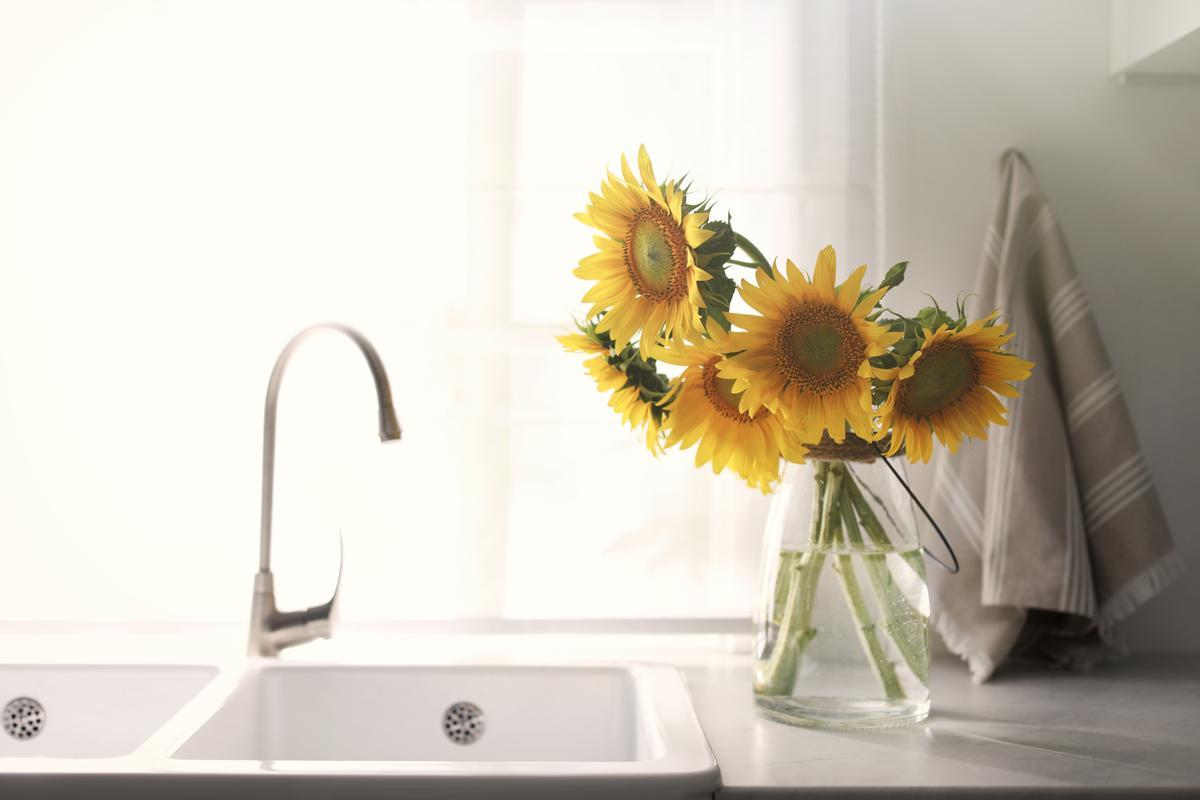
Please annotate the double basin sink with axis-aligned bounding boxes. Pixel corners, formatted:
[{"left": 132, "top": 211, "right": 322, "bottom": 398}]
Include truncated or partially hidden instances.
[{"left": 0, "top": 660, "right": 718, "bottom": 798}]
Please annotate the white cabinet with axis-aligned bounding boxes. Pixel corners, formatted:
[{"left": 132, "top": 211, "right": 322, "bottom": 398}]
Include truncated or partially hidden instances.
[{"left": 1111, "top": 0, "right": 1200, "bottom": 78}]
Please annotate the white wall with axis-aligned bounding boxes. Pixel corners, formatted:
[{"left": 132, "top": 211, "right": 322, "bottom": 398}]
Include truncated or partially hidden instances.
[{"left": 882, "top": 0, "right": 1200, "bottom": 652}]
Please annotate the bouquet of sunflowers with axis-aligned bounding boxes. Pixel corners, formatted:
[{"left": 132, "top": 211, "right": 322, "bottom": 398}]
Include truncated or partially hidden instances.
[
  {"left": 561, "top": 147, "right": 1034, "bottom": 720},
  {"left": 561, "top": 146, "right": 1031, "bottom": 479}
]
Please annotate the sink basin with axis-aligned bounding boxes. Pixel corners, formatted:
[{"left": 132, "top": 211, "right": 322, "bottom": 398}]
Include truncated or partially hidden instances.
[
  {"left": 168, "top": 662, "right": 718, "bottom": 798},
  {"left": 0, "top": 661, "right": 717, "bottom": 799},
  {"left": 0, "top": 665, "right": 217, "bottom": 758},
  {"left": 176, "top": 664, "right": 646, "bottom": 761}
]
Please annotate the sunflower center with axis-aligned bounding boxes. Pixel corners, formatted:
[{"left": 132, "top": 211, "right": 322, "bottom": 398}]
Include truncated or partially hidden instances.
[
  {"left": 774, "top": 304, "right": 865, "bottom": 395},
  {"left": 702, "top": 358, "right": 759, "bottom": 422},
  {"left": 623, "top": 204, "right": 690, "bottom": 302},
  {"left": 898, "top": 341, "right": 979, "bottom": 416}
]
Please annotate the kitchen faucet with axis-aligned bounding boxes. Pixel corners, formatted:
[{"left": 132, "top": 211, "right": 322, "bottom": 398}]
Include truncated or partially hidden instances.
[{"left": 247, "top": 323, "right": 401, "bottom": 657}]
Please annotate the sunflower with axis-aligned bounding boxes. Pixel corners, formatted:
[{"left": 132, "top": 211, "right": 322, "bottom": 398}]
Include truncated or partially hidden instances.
[
  {"left": 876, "top": 312, "right": 1034, "bottom": 463},
  {"left": 656, "top": 322, "right": 808, "bottom": 493},
  {"left": 573, "top": 146, "right": 715, "bottom": 358},
  {"left": 718, "top": 246, "right": 901, "bottom": 443},
  {"left": 610, "top": 384, "right": 665, "bottom": 454},
  {"left": 558, "top": 331, "right": 663, "bottom": 453}
]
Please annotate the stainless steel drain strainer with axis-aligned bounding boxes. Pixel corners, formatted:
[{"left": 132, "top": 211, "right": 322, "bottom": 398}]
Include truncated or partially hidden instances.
[
  {"left": 442, "top": 701, "right": 484, "bottom": 745},
  {"left": 3, "top": 697, "right": 45, "bottom": 741}
]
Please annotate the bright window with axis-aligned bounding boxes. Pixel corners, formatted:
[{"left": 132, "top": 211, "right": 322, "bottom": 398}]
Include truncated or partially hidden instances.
[{"left": 0, "top": 0, "right": 879, "bottom": 624}]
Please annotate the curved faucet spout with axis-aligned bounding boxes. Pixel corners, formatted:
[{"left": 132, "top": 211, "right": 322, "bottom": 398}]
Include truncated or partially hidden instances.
[{"left": 249, "top": 323, "right": 400, "bottom": 657}]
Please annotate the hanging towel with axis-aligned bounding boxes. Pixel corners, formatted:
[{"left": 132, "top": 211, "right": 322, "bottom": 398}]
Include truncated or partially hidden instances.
[{"left": 927, "top": 149, "right": 1182, "bottom": 683}]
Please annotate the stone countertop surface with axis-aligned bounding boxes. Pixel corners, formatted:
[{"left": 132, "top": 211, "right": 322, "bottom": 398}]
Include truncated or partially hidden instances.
[{"left": 686, "top": 654, "right": 1200, "bottom": 798}]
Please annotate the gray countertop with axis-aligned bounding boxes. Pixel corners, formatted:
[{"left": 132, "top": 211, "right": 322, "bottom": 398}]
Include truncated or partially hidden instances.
[{"left": 685, "top": 654, "right": 1200, "bottom": 798}]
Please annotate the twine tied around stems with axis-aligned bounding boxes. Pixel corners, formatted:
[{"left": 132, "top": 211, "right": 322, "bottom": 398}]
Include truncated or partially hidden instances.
[{"left": 803, "top": 432, "right": 884, "bottom": 462}]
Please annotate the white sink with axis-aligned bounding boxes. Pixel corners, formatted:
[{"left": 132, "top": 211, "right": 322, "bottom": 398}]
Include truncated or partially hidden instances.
[
  {"left": 166, "top": 662, "right": 717, "bottom": 798},
  {"left": 0, "top": 664, "right": 217, "bottom": 758},
  {"left": 176, "top": 664, "right": 647, "bottom": 761},
  {"left": 0, "top": 660, "right": 717, "bottom": 798}
]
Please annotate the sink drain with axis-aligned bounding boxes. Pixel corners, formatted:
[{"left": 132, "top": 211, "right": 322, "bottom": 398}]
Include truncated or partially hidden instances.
[
  {"left": 3, "top": 697, "right": 45, "bottom": 741},
  {"left": 442, "top": 701, "right": 484, "bottom": 745}
]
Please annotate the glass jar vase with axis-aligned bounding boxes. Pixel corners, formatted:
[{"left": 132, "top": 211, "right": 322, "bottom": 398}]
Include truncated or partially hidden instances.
[{"left": 753, "top": 443, "right": 931, "bottom": 729}]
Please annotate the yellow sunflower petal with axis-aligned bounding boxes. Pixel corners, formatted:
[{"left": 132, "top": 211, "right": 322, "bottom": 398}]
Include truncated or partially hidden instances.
[
  {"left": 836, "top": 264, "right": 868, "bottom": 312},
  {"left": 637, "top": 144, "right": 665, "bottom": 205},
  {"left": 812, "top": 245, "right": 837, "bottom": 296}
]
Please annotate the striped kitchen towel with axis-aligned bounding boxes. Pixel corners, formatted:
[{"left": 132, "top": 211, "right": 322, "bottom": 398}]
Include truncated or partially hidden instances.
[{"left": 927, "top": 149, "right": 1182, "bottom": 683}]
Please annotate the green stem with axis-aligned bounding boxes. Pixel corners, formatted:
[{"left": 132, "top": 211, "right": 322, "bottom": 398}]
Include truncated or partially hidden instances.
[
  {"left": 839, "top": 487, "right": 931, "bottom": 686},
  {"left": 841, "top": 471, "right": 891, "bottom": 549},
  {"left": 810, "top": 461, "right": 828, "bottom": 546},
  {"left": 819, "top": 464, "right": 843, "bottom": 548},
  {"left": 832, "top": 554, "right": 906, "bottom": 701},
  {"left": 843, "top": 472, "right": 926, "bottom": 576},
  {"left": 813, "top": 464, "right": 904, "bottom": 700},
  {"left": 733, "top": 233, "right": 772, "bottom": 273},
  {"left": 755, "top": 462, "right": 829, "bottom": 696},
  {"left": 757, "top": 461, "right": 932, "bottom": 704},
  {"left": 770, "top": 552, "right": 798, "bottom": 626},
  {"left": 754, "top": 556, "right": 816, "bottom": 695}
]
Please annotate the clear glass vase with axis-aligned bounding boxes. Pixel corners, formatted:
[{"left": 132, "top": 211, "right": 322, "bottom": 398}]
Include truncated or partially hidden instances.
[{"left": 753, "top": 451, "right": 931, "bottom": 729}]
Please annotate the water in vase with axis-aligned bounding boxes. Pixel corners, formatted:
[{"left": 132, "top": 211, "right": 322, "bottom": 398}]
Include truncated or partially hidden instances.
[{"left": 755, "top": 545, "right": 930, "bottom": 728}]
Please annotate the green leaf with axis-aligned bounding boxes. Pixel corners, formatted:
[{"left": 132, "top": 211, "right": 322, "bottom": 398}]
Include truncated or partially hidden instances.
[
  {"left": 572, "top": 315, "right": 616, "bottom": 350},
  {"left": 892, "top": 337, "right": 919, "bottom": 359},
  {"left": 915, "top": 300, "right": 956, "bottom": 332},
  {"left": 694, "top": 218, "right": 736, "bottom": 271},
  {"left": 870, "top": 353, "right": 898, "bottom": 369},
  {"left": 956, "top": 292, "right": 973, "bottom": 325},
  {"left": 698, "top": 270, "right": 737, "bottom": 332},
  {"left": 857, "top": 262, "right": 907, "bottom": 310},
  {"left": 677, "top": 176, "right": 716, "bottom": 218},
  {"left": 628, "top": 355, "right": 672, "bottom": 401},
  {"left": 880, "top": 261, "right": 908, "bottom": 291}
]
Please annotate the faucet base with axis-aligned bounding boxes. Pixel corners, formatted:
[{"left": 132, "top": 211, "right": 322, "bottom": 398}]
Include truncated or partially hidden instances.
[{"left": 247, "top": 569, "right": 337, "bottom": 658}]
